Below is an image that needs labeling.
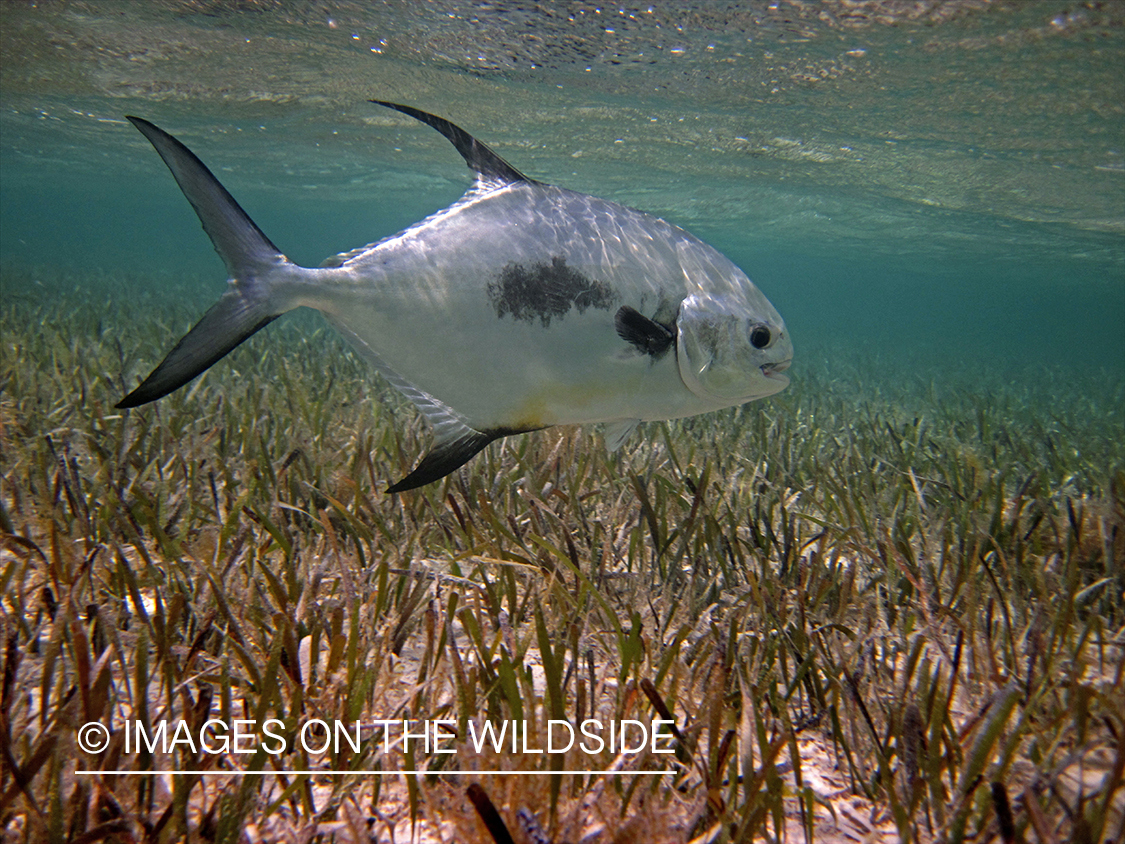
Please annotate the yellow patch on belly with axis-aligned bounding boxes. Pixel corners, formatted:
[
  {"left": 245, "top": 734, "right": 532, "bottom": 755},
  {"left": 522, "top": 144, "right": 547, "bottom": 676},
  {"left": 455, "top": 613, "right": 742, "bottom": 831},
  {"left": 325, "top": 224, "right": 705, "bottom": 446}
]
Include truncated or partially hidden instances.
[{"left": 508, "top": 380, "right": 623, "bottom": 430}]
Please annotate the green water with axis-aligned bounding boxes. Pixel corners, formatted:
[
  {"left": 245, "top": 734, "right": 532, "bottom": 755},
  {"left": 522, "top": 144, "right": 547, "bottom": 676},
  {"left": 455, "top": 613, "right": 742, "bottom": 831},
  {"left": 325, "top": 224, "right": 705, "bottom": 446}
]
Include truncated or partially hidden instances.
[{"left": 2, "top": 0, "right": 1123, "bottom": 391}]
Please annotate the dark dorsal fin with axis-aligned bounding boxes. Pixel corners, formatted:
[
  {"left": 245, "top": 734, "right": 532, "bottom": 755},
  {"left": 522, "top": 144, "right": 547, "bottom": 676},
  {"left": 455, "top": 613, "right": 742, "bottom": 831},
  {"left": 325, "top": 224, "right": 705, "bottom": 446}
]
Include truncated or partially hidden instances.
[{"left": 371, "top": 100, "right": 539, "bottom": 186}]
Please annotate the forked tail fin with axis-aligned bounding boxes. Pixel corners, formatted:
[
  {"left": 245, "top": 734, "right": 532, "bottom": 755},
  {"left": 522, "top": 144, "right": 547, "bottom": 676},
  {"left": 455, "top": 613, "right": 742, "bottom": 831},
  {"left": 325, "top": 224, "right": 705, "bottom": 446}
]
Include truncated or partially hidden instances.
[{"left": 117, "top": 117, "right": 294, "bottom": 408}]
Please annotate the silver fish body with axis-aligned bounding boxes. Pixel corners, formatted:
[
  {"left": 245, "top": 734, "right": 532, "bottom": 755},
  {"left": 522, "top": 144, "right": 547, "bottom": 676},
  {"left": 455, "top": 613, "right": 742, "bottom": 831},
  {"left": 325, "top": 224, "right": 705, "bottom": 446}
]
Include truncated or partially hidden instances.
[{"left": 118, "top": 103, "right": 793, "bottom": 491}]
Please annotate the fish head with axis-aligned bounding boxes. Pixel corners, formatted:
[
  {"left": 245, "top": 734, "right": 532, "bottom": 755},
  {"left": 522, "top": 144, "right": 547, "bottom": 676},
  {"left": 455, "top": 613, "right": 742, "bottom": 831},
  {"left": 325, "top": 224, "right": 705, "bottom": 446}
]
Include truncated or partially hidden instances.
[{"left": 676, "top": 289, "right": 793, "bottom": 405}]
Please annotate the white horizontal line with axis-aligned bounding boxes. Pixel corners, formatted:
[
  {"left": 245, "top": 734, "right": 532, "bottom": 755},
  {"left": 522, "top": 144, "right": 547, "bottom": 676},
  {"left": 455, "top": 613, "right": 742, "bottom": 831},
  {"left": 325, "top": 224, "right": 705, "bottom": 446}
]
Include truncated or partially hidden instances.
[{"left": 75, "top": 769, "right": 675, "bottom": 776}]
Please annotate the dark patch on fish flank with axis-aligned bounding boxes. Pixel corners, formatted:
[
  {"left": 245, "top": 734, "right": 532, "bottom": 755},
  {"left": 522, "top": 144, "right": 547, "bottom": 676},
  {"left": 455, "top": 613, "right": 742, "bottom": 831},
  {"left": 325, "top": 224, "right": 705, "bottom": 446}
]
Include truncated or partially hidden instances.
[{"left": 488, "top": 256, "right": 616, "bottom": 327}]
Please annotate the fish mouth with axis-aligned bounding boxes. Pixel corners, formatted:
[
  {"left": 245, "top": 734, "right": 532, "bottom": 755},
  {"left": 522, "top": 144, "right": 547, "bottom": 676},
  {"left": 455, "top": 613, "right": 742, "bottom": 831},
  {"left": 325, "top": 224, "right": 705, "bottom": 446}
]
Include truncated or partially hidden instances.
[{"left": 761, "top": 359, "right": 792, "bottom": 381}]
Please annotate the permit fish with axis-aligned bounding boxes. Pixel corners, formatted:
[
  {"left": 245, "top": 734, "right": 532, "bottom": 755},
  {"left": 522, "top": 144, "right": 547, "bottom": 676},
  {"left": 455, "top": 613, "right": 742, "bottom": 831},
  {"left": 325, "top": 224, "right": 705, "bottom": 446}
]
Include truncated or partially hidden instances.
[{"left": 117, "top": 102, "right": 793, "bottom": 492}]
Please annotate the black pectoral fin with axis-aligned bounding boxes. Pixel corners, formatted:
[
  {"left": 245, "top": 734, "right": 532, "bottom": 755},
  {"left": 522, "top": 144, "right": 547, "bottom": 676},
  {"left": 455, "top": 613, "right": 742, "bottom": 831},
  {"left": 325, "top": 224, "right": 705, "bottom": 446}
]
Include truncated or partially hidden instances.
[{"left": 615, "top": 306, "right": 675, "bottom": 358}]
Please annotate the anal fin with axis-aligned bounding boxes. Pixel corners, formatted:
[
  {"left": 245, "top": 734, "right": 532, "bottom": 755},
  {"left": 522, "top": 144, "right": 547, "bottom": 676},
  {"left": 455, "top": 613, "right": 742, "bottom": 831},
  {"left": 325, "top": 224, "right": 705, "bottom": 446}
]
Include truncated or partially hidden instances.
[
  {"left": 324, "top": 316, "right": 540, "bottom": 492},
  {"left": 388, "top": 427, "right": 504, "bottom": 493}
]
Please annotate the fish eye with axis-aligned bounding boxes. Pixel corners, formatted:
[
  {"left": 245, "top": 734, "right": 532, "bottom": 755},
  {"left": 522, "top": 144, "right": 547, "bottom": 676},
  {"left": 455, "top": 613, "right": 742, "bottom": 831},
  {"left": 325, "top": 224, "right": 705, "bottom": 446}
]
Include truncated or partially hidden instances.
[{"left": 749, "top": 324, "right": 772, "bottom": 349}]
